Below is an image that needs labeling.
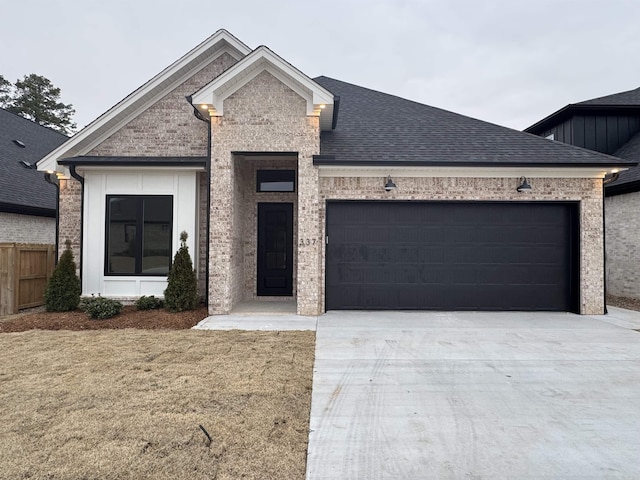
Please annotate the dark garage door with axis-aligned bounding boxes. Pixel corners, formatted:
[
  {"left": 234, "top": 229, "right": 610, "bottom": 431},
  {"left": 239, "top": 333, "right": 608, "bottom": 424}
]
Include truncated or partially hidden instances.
[{"left": 326, "top": 201, "right": 579, "bottom": 311}]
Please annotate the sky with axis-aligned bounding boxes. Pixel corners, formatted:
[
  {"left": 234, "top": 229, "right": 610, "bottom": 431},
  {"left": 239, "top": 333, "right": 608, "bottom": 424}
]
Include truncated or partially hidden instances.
[{"left": 2, "top": 0, "right": 640, "bottom": 133}]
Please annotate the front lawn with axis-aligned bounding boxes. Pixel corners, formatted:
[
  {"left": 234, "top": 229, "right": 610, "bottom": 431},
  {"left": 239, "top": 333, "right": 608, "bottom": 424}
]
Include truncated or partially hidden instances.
[{"left": 0, "top": 329, "right": 315, "bottom": 479}]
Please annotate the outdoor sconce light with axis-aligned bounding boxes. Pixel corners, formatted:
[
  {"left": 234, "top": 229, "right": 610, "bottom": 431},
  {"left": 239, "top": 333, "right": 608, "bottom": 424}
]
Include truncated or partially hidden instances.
[
  {"left": 516, "top": 176, "right": 532, "bottom": 193},
  {"left": 384, "top": 175, "right": 397, "bottom": 192}
]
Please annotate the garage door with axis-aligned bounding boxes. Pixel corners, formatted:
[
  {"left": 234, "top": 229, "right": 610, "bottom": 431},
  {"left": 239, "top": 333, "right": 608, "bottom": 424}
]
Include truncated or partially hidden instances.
[{"left": 325, "top": 201, "right": 579, "bottom": 311}]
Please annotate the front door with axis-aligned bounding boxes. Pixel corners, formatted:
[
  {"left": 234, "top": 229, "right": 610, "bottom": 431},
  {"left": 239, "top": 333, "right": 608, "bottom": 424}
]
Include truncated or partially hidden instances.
[{"left": 257, "top": 203, "right": 293, "bottom": 296}]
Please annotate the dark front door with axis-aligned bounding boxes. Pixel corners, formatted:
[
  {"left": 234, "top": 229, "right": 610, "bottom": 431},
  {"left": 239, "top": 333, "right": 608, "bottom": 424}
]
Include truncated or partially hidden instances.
[{"left": 257, "top": 203, "right": 294, "bottom": 296}]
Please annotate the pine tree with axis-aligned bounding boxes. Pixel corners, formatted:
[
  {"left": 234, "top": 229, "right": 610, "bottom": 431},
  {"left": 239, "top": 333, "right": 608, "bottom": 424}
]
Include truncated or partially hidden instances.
[
  {"left": 0, "top": 74, "right": 11, "bottom": 108},
  {"left": 5, "top": 74, "right": 76, "bottom": 135},
  {"left": 44, "top": 240, "right": 81, "bottom": 311},
  {"left": 164, "top": 231, "right": 198, "bottom": 312}
]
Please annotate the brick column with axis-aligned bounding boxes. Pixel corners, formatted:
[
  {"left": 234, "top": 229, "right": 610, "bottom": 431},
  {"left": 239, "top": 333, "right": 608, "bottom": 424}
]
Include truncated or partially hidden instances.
[
  {"left": 208, "top": 120, "right": 235, "bottom": 314},
  {"left": 296, "top": 152, "right": 322, "bottom": 315}
]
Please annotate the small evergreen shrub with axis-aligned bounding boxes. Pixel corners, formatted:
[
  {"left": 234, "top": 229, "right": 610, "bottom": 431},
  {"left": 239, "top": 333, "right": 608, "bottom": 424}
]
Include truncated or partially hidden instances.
[
  {"left": 81, "top": 295, "right": 123, "bottom": 319},
  {"left": 44, "top": 239, "right": 81, "bottom": 312},
  {"left": 164, "top": 231, "right": 198, "bottom": 312},
  {"left": 135, "top": 295, "right": 164, "bottom": 310}
]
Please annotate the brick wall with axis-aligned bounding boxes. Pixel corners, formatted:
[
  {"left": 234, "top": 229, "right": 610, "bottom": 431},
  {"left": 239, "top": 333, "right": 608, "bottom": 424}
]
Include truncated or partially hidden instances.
[
  {"left": 58, "top": 178, "right": 82, "bottom": 270},
  {"left": 0, "top": 212, "right": 55, "bottom": 244},
  {"left": 88, "top": 53, "right": 237, "bottom": 157},
  {"left": 319, "top": 176, "right": 604, "bottom": 315},
  {"left": 605, "top": 192, "right": 640, "bottom": 300},
  {"left": 208, "top": 70, "right": 320, "bottom": 314}
]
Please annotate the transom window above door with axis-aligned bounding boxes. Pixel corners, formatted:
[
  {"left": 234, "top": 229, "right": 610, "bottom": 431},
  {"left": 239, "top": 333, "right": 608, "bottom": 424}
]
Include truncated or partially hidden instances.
[{"left": 256, "top": 170, "right": 296, "bottom": 192}]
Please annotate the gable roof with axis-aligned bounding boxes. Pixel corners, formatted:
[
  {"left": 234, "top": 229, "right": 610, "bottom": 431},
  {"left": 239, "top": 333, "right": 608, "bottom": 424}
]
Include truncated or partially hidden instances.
[
  {"left": 0, "top": 108, "right": 67, "bottom": 215},
  {"left": 190, "top": 45, "right": 335, "bottom": 130},
  {"left": 604, "top": 131, "right": 640, "bottom": 195},
  {"left": 313, "top": 77, "right": 632, "bottom": 168},
  {"left": 37, "top": 29, "right": 250, "bottom": 173},
  {"left": 524, "top": 85, "right": 640, "bottom": 134}
]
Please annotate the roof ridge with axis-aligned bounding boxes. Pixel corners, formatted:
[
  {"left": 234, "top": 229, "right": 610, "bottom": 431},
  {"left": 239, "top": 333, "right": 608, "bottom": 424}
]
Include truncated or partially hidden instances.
[{"left": 0, "top": 107, "right": 69, "bottom": 138}]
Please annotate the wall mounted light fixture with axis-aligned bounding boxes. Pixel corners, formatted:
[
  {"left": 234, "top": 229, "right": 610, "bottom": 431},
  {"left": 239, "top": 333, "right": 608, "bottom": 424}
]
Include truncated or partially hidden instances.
[
  {"left": 516, "top": 176, "right": 531, "bottom": 193},
  {"left": 384, "top": 175, "right": 397, "bottom": 192}
]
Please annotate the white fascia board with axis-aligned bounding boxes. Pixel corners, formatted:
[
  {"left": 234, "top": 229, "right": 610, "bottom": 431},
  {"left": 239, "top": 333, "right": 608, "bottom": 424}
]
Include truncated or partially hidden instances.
[
  {"left": 317, "top": 165, "right": 626, "bottom": 179},
  {"left": 192, "top": 46, "right": 334, "bottom": 117},
  {"left": 37, "top": 30, "right": 251, "bottom": 173}
]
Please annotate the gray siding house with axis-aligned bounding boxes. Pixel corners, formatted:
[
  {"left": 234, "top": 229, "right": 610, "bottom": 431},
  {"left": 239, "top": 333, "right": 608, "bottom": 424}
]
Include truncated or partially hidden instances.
[{"left": 38, "top": 30, "right": 631, "bottom": 316}]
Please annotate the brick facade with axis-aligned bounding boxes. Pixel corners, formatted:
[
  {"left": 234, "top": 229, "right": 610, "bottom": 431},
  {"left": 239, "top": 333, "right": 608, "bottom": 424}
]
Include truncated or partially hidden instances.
[
  {"left": 605, "top": 192, "right": 640, "bottom": 300},
  {"left": 208, "top": 70, "right": 320, "bottom": 315},
  {"left": 58, "top": 178, "right": 83, "bottom": 268},
  {"left": 0, "top": 212, "right": 55, "bottom": 244},
  {"left": 88, "top": 53, "right": 237, "bottom": 157}
]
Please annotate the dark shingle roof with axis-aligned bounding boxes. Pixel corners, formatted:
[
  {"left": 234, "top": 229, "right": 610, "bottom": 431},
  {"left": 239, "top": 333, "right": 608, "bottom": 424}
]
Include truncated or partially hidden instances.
[
  {"left": 577, "top": 86, "right": 640, "bottom": 106},
  {"left": 314, "top": 77, "right": 631, "bottom": 167},
  {"left": 0, "top": 108, "right": 67, "bottom": 214},
  {"left": 605, "top": 131, "right": 640, "bottom": 195}
]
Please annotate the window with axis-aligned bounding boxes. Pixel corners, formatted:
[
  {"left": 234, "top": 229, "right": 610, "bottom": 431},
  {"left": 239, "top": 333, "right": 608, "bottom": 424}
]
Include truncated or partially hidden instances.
[
  {"left": 105, "top": 195, "right": 173, "bottom": 275},
  {"left": 545, "top": 133, "right": 555, "bottom": 140},
  {"left": 257, "top": 170, "right": 295, "bottom": 192}
]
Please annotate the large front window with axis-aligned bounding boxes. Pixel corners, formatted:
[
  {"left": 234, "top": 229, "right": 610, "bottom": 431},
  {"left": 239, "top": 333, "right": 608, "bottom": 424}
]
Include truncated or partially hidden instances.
[{"left": 105, "top": 195, "right": 173, "bottom": 275}]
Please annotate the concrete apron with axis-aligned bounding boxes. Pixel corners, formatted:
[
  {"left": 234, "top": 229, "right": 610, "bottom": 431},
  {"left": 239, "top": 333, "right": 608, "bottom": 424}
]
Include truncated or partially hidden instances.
[{"left": 306, "top": 309, "right": 640, "bottom": 479}]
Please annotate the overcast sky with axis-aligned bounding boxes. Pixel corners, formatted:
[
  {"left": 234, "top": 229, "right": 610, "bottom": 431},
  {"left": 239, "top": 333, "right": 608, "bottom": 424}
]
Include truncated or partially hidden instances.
[{"left": 2, "top": 0, "right": 639, "bottom": 133}]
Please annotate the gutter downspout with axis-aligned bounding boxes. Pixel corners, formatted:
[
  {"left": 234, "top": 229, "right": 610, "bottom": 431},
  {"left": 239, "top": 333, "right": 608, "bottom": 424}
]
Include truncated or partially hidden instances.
[
  {"left": 44, "top": 173, "right": 60, "bottom": 264},
  {"left": 601, "top": 172, "right": 618, "bottom": 315},
  {"left": 187, "top": 96, "right": 212, "bottom": 308},
  {"left": 69, "top": 165, "right": 85, "bottom": 288}
]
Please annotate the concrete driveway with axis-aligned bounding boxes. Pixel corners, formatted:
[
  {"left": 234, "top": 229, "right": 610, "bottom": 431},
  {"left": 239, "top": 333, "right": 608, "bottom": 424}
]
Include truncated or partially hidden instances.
[{"left": 306, "top": 308, "right": 640, "bottom": 479}]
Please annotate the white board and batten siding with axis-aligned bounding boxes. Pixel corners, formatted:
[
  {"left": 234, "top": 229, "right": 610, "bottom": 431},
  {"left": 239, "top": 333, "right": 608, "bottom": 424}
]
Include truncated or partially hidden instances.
[{"left": 83, "top": 170, "right": 198, "bottom": 299}]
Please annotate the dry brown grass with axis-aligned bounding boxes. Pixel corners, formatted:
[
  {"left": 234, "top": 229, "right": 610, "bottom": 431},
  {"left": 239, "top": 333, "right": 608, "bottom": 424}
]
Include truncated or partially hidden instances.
[{"left": 0, "top": 329, "right": 315, "bottom": 479}]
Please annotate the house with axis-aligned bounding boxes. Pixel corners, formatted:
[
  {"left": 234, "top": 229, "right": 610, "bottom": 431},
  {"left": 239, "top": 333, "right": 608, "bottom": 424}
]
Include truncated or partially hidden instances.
[
  {"left": 525, "top": 87, "right": 640, "bottom": 302},
  {"left": 0, "top": 108, "right": 67, "bottom": 244},
  {"left": 37, "top": 30, "right": 632, "bottom": 316}
]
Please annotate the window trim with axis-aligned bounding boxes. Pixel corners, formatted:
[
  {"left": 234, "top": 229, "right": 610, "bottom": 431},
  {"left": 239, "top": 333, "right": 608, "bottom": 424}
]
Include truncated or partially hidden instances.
[{"left": 104, "top": 195, "right": 173, "bottom": 277}]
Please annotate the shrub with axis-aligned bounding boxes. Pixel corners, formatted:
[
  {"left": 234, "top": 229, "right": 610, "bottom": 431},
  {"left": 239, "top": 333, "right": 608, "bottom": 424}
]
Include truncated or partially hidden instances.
[
  {"left": 164, "top": 231, "right": 198, "bottom": 312},
  {"left": 81, "top": 295, "right": 123, "bottom": 319},
  {"left": 135, "top": 295, "right": 164, "bottom": 310},
  {"left": 44, "top": 239, "right": 81, "bottom": 312}
]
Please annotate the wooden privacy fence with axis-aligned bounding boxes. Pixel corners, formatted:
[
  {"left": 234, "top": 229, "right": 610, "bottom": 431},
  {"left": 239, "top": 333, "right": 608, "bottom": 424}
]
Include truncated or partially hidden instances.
[{"left": 0, "top": 244, "right": 55, "bottom": 316}]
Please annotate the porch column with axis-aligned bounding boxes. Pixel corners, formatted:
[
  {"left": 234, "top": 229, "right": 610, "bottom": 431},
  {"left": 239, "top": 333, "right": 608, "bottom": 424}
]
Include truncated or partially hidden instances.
[
  {"left": 297, "top": 152, "right": 322, "bottom": 315},
  {"left": 208, "top": 121, "right": 234, "bottom": 314}
]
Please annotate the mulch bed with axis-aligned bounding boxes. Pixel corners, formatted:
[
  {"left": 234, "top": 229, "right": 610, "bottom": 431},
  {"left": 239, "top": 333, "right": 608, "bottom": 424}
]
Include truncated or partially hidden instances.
[{"left": 0, "top": 305, "right": 209, "bottom": 333}]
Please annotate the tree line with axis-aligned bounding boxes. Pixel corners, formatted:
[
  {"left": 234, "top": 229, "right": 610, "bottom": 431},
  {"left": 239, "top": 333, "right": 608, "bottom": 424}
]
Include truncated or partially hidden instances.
[{"left": 1, "top": 73, "right": 76, "bottom": 135}]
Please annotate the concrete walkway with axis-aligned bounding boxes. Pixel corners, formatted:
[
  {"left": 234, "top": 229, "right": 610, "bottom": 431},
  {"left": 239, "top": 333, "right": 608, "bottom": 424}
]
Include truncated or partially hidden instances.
[{"left": 306, "top": 309, "right": 640, "bottom": 479}]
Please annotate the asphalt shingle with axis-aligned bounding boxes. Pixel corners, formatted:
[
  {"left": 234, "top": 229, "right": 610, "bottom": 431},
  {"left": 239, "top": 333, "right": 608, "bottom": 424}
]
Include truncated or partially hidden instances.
[
  {"left": 314, "top": 77, "right": 631, "bottom": 166},
  {"left": 0, "top": 108, "right": 67, "bottom": 213}
]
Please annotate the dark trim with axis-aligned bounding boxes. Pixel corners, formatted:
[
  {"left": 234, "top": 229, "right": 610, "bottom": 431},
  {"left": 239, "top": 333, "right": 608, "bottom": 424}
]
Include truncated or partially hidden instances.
[
  {"left": 312, "top": 157, "right": 635, "bottom": 168},
  {"left": 231, "top": 151, "right": 298, "bottom": 157},
  {"left": 205, "top": 120, "right": 212, "bottom": 308},
  {"left": 69, "top": 165, "right": 84, "bottom": 286},
  {"left": 187, "top": 94, "right": 212, "bottom": 308},
  {"left": 44, "top": 173, "right": 60, "bottom": 264},
  {"left": 525, "top": 104, "right": 640, "bottom": 134},
  {"left": 0, "top": 202, "right": 55, "bottom": 217},
  {"left": 605, "top": 179, "right": 640, "bottom": 196},
  {"left": 59, "top": 156, "right": 207, "bottom": 167},
  {"left": 331, "top": 95, "right": 340, "bottom": 129}
]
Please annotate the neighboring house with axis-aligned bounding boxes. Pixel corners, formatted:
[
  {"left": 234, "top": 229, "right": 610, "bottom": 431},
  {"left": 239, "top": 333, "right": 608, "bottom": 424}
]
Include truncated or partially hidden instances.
[
  {"left": 0, "top": 108, "right": 67, "bottom": 244},
  {"left": 37, "top": 30, "right": 631, "bottom": 316},
  {"left": 525, "top": 87, "right": 640, "bottom": 301}
]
